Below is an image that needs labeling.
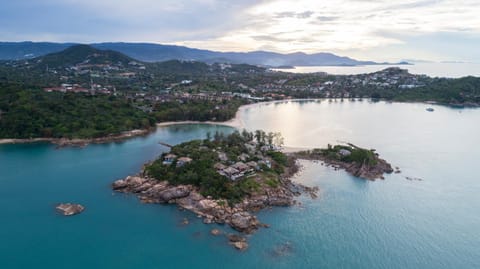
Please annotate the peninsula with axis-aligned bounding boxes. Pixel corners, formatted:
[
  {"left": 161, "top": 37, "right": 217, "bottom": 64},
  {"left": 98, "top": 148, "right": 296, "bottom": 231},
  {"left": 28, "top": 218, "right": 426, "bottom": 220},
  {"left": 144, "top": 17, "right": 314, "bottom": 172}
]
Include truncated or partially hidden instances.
[{"left": 112, "top": 131, "right": 394, "bottom": 250}]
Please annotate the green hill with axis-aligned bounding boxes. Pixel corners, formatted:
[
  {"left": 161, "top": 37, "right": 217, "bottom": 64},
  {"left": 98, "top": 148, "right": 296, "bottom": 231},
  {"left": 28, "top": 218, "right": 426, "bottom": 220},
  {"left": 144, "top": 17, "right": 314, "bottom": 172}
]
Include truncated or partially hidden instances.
[{"left": 35, "top": 44, "right": 136, "bottom": 68}]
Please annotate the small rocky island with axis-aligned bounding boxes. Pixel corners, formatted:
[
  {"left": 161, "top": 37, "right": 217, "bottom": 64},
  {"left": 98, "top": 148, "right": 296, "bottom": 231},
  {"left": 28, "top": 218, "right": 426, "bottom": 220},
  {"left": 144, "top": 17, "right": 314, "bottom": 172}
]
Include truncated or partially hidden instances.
[
  {"left": 56, "top": 203, "right": 85, "bottom": 216},
  {"left": 112, "top": 131, "right": 394, "bottom": 250},
  {"left": 292, "top": 143, "right": 394, "bottom": 180}
]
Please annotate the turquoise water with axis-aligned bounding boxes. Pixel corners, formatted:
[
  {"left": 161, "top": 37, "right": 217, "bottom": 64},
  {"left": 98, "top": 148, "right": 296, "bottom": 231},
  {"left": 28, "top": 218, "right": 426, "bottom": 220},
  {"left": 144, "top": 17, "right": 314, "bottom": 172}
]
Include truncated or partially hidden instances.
[{"left": 1, "top": 101, "right": 480, "bottom": 268}]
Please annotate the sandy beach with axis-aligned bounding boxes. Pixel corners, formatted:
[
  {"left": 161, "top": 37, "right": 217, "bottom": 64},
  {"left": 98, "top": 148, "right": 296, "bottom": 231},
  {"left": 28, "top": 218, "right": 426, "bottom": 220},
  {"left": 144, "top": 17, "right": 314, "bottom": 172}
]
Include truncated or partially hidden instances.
[
  {"left": 0, "top": 129, "right": 150, "bottom": 146},
  {"left": 155, "top": 102, "right": 264, "bottom": 129},
  {"left": 0, "top": 100, "right": 308, "bottom": 146}
]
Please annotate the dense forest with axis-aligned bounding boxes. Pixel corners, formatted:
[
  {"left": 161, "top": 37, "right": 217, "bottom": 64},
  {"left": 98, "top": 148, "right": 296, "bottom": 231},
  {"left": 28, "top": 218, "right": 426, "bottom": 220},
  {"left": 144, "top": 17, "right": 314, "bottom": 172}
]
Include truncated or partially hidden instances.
[
  {"left": 0, "top": 82, "right": 247, "bottom": 139},
  {"left": 0, "top": 82, "right": 156, "bottom": 139},
  {"left": 394, "top": 76, "right": 480, "bottom": 105},
  {"left": 153, "top": 99, "right": 245, "bottom": 122}
]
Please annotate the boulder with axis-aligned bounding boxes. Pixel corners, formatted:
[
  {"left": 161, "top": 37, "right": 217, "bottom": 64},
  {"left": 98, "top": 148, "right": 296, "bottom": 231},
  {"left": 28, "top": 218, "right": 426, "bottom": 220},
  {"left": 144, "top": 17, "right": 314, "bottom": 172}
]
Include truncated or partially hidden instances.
[
  {"left": 157, "top": 186, "right": 191, "bottom": 202},
  {"left": 228, "top": 234, "right": 248, "bottom": 251},
  {"left": 230, "top": 212, "right": 260, "bottom": 233},
  {"left": 231, "top": 241, "right": 248, "bottom": 251},
  {"left": 56, "top": 203, "right": 85, "bottom": 216},
  {"left": 112, "top": 179, "right": 128, "bottom": 190}
]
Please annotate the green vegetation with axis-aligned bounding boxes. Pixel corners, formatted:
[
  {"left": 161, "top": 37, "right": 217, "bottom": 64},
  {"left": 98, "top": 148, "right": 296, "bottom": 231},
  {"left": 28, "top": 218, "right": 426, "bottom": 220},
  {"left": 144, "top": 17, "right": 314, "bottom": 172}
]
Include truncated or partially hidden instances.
[
  {"left": 153, "top": 99, "right": 246, "bottom": 122},
  {"left": 302, "top": 144, "right": 378, "bottom": 165},
  {"left": 144, "top": 130, "right": 289, "bottom": 204},
  {"left": 0, "top": 82, "right": 155, "bottom": 139},
  {"left": 0, "top": 82, "right": 247, "bottom": 139},
  {"left": 394, "top": 76, "right": 480, "bottom": 105}
]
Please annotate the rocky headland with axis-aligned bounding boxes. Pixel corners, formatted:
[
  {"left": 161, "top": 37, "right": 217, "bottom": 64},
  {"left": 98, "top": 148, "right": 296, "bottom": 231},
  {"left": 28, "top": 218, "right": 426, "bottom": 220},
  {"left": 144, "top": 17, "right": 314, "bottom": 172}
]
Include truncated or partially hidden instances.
[
  {"left": 292, "top": 143, "right": 395, "bottom": 180},
  {"left": 112, "top": 174, "right": 305, "bottom": 235},
  {"left": 111, "top": 135, "right": 392, "bottom": 251}
]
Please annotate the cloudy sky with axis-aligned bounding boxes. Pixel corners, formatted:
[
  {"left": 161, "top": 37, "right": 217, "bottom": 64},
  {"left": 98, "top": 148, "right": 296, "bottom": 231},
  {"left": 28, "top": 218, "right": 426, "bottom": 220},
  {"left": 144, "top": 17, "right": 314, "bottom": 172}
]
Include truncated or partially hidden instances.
[{"left": 1, "top": 0, "right": 480, "bottom": 62}]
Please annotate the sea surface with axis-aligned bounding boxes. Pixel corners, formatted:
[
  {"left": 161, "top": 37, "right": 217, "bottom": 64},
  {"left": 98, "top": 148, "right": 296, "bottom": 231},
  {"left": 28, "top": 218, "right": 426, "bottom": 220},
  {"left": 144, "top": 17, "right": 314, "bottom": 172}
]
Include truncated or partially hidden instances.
[
  {"left": 273, "top": 62, "right": 480, "bottom": 78},
  {"left": 1, "top": 100, "right": 480, "bottom": 269}
]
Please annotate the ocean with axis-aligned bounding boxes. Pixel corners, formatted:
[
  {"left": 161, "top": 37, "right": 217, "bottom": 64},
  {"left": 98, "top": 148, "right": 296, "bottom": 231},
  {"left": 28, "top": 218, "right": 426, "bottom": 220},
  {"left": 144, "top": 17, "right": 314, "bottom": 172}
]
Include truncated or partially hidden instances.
[{"left": 1, "top": 100, "right": 479, "bottom": 268}]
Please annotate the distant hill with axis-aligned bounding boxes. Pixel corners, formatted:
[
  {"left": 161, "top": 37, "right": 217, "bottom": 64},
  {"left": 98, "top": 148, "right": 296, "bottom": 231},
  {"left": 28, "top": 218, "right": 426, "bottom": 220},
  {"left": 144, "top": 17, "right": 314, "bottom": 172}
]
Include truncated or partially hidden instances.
[
  {"left": 35, "top": 44, "right": 136, "bottom": 68},
  {"left": 0, "top": 41, "right": 382, "bottom": 67},
  {"left": 0, "top": 42, "right": 72, "bottom": 60}
]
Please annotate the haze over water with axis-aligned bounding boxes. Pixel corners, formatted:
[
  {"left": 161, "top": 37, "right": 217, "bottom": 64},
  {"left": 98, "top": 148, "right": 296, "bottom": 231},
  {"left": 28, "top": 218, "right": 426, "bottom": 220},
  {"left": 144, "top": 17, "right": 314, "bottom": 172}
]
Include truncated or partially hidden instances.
[
  {"left": 274, "top": 62, "right": 480, "bottom": 78},
  {"left": 1, "top": 100, "right": 479, "bottom": 268}
]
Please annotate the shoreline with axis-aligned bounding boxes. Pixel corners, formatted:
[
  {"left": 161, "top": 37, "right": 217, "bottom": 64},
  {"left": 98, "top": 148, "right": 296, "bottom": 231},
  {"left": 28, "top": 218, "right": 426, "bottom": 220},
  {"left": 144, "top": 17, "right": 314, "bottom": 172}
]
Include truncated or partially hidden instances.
[
  {"left": 1, "top": 98, "right": 477, "bottom": 146},
  {"left": 0, "top": 129, "right": 151, "bottom": 146},
  {"left": 155, "top": 102, "right": 265, "bottom": 129}
]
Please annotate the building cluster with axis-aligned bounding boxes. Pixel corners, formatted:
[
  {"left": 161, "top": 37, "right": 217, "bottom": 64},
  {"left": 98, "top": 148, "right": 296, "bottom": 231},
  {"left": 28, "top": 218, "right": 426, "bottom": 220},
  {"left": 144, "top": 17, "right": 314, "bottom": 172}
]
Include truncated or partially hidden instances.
[
  {"left": 213, "top": 144, "right": 273, "bottom": 181},
  {"left": 248, "top": 67, "right": 430, "bottom": 99},
  {"left": 162, "top": 154, "right": 193, "bottom": 167},
  {"left": 44, "top": 83, "right": 115, "bottom": 95}
]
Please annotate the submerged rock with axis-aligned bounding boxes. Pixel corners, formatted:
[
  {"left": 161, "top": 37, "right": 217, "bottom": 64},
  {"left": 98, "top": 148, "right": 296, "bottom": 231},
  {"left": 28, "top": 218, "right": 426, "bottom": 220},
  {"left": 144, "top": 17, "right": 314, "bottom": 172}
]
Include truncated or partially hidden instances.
[
  {"left": 228, "top": 234, "right": 248, "bottom": 251},
  {"left": 232, "top": 241, "right": 248, "bottom": 251},
  {"left": 269, "top": 242, "right": 294, "bottom": 257},
  {"left": 56, "top": 203, "right": 85, "bottom": 216},
  {"left": 210, "top": 229, "right": 222, "bottom": 236}
]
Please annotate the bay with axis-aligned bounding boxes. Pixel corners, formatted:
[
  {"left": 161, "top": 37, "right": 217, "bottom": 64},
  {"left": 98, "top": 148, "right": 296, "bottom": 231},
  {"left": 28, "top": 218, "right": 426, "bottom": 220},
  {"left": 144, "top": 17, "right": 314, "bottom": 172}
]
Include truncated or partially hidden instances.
[
  {"left": 1, "top": 101, "right": 479, "bottom": 269},
  {"left": 273, "top": 62, "right": 480, "bottom": 78}
]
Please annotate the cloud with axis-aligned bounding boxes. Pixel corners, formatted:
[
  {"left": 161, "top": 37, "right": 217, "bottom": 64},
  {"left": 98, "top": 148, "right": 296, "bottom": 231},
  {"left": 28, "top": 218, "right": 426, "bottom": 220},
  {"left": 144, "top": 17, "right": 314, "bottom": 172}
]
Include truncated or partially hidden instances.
[
  {"left": 1, "top": 0, "right": 480, "bottom": 61},
  {"left": 316, "top": 16, "right": 339, "bottom": 22},
  {"left": 275, "top": 11, "right": 314, "bottom": 19}
]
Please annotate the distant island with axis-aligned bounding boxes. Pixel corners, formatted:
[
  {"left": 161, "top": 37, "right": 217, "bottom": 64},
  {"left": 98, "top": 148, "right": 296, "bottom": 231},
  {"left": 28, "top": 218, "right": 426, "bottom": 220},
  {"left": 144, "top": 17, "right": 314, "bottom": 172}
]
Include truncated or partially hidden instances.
[{"left": 112, "top": 130, "right": 394, "bottom": 250}]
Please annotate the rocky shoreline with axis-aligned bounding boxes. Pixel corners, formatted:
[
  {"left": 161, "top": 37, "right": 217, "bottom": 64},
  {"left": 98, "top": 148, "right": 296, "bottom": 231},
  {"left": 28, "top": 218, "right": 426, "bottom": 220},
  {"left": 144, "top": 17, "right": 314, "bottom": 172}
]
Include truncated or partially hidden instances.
[
  {"left": 313, "top": 157, "right": 393, "bottom": 180},
  {"left": 0, "top": 129, "right": 151, "bottom": 147},
  {"left": 291, "top": 147, "right": 394, "bottom": 180},
  {"left": 112, "top": 174, "right": 307, "bottom": 235},
  {"left": 112, "top": 158, "right": 318, "bottom": 251}
]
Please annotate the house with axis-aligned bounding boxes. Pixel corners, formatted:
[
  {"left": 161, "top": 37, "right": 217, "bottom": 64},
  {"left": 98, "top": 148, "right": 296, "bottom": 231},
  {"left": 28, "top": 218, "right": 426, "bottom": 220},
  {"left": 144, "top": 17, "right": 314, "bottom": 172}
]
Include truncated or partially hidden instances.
[
  {"left": 232, "top": 162, "right": 250, "bottom": 172},
  {"left": 162, "top": 154, "right": 177, "bottom": 165},
  {"left": 220, "top": 167, "right": 241, "bottom": 180},
  {"left": 177, "top": 157, "right": 192, "bottom": 167},
  {"left": 238, "top": 153, "right": 250, "bottom": 162},
  {"left": 214, "top": 163, "right": 227, "bottom": 170},
  {"left": 339, "top": 149, "right": 352, "bottom": 157},
  {"left": 218, "top": 152, "right": 228, "bottom": 162},
  {"left": 246, "top": 161, "right": 259, "bottom": 170}
]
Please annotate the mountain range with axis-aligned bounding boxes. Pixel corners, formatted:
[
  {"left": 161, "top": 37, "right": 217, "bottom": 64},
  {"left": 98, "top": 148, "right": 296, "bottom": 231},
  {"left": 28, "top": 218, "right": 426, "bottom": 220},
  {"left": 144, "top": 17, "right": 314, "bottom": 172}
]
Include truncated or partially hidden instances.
[{"left": 0, "top": 41, "right": 404, "bottom": 67}]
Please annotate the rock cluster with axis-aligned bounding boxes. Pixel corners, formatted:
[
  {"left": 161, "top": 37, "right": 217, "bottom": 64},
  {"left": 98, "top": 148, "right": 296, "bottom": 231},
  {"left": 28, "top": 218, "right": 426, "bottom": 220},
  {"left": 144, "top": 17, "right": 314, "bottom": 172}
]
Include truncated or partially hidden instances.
[
  {"left": 292, "top": 152, "right": 395, "bottom": 180},
  {"left": 112, "top": 176, "right": 294, "bottom": 234},
  {"left": 56, "top": 203, "right": 85, "bottom": 216},
  {"left": 228, "top": 234, "right": 248, "bottom": 251},
  {"left": 344, "top": 157, "right": 394, "bottom": 180}
]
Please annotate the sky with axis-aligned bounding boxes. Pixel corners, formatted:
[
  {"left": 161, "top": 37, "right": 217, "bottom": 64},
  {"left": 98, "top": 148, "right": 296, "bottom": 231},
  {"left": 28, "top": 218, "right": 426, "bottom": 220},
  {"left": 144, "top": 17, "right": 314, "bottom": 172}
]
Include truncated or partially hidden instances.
[{"left": 1, "top": 0, "right": 480, "bottom": 62}]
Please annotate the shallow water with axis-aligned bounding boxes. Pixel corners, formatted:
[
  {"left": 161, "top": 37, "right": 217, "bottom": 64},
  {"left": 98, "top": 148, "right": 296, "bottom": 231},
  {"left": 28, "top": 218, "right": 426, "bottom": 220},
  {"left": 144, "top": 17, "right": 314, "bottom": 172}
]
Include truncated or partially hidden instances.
[{"left": 1, "top": 101, "right": 479, "bottom": 269}]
